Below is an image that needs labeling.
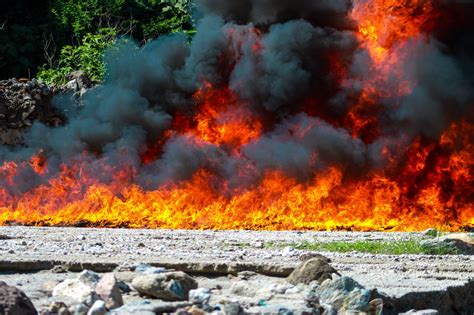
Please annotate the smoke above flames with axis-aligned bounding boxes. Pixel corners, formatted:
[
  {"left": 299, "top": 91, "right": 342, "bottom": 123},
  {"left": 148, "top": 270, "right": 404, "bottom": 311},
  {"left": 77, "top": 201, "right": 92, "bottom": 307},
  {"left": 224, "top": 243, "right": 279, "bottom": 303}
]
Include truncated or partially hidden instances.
[{"left": 0, "top": 0, "right": 473, "bottom": 230}]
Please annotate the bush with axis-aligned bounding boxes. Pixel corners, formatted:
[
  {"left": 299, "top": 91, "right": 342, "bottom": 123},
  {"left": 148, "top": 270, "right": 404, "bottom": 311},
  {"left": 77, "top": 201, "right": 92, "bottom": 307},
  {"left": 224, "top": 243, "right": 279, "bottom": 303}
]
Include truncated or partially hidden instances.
[
  {"left": 1, "top": 0, "right": 195, "bottom": 81},
  {"left": 38, "top": 28, "right": 117, "bottom": 85}
]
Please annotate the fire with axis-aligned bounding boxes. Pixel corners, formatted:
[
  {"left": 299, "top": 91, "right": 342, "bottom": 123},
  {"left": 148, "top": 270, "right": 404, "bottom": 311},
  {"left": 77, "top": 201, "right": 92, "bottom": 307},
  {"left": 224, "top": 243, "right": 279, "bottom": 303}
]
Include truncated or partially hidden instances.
[
  {"left": 351, "top": 0, "right": 433, "bottom": 62},
  {"left": 0, "top": 0, "right": 473, "bottom": 231},
  {"left": 192, "top": 85, "right": 262, "bottom": 148}
]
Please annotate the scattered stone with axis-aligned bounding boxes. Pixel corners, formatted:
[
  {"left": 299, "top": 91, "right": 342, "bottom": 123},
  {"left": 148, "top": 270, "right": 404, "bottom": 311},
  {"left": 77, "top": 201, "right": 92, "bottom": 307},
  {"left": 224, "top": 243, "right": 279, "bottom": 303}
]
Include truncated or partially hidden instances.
[
  {"left": 270, "top": 283, "right": 294, "bottom": 294},
  {"left": 282, "top": 246, "right": 297, "bottom": 257},
  {"left": 223, "top": 301, "right": 241, "bottom": 315},
  {"left": 131, "top": 271, "right": 198, "bottom": 301},
  {"left": 51, "top": 265, "right": 69, "bottom": 274},
  {"left": 311, "top": 276, "right": 372, "bottom": 312},
  {"left": 42, "top": 301, "right": 71, "bottom": 315},
  {"left": 237, "top": 270, "right": 257, "bottom": 280},
  {"left": 135, "top": 264, "right": 166, "bottom": 275},
  {"left": 369, "top": 298, "right": 383, "bottom": 315},
  {"left": 287, "top": 257, "right": 338, "bottom": 285},
  {"left": 110, "top": 300, "right": 191, "bottom": 315},
  {"left": 189, "top": 288, "right": 211, "bottom": 305},
  {"left": 78, "top": 270, "right": 100, "bottom": 287},
  {"left": 87, "top": 300, "right": 107, "bottom": 315},
  {"left": 117, "top": 281, "right": 130, "bottom": 294},
  {"left": 94, "top": 273, "right": 123, "bottom": 310},
  {"left": 52, "top": 279, "right": 98, "bottom": 307},
  {"left": 185, "top": 305, "right": 206, "bottom": 315},
  {"left": 230, "top": 280, "right": 253, "bottom": 296},
  {"left": 0, "top": 281, "right": 37, "bottom": 315},
  {"left": 68, "top": 303, "right": 89, "bottom": 315}
]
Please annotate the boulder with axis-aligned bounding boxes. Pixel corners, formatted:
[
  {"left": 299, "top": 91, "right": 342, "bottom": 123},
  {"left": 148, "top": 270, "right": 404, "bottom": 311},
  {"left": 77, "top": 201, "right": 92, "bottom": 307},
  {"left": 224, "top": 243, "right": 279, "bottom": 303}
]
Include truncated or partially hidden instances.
[
  {"left": 95, "top": 273, "right": 123, "bottom": 309},
  {"left": 311, "top": 276, "right": 372, "bottom": 312},
  {"left": 0, "top": 281, "right": 37, "bottom": 315},
  {"left": 66, "top": 71, "right": 93, "bottom": 90},
  {"left": 131, "top": 271, "right": 198, "bottom": 301},
  {"left": 421, "top": 233, "right": 474, "bottom": 255},
  {"left": 52, "top": 279, "right": 98, "bottom": 307},
  {"left": 287, "top": 257, "right": 338, "bottom": 285}
]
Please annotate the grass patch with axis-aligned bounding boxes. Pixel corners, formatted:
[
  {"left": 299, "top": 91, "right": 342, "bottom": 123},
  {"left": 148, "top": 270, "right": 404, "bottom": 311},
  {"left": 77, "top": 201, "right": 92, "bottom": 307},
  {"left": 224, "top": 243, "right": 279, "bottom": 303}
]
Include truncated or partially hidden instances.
[{"left": 290, "top": 239, "right": 460, "bottom": 255}]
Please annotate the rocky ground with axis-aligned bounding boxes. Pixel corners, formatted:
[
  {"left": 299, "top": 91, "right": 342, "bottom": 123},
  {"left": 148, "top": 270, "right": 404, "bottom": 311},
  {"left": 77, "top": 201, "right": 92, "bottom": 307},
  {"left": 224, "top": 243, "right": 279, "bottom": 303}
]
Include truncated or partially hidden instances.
[
  {"left": 0, "top": 227, "right": 473, "bottom": 314},
  {"left": 0, "top": 73, "right": 92, "bottom": 146}
]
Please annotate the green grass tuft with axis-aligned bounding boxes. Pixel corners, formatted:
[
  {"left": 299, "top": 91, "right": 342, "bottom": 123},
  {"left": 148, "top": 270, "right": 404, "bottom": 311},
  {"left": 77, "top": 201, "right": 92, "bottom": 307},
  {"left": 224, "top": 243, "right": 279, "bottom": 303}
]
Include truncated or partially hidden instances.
[{"left": 289, "top": 239, "right": 460, "bottom": 255}]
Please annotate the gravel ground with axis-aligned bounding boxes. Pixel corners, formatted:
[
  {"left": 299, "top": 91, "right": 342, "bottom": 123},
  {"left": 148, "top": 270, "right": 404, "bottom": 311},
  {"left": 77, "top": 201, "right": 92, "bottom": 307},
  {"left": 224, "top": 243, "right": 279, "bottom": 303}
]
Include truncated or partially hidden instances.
[{"left": 0, "top": 226, "right": 472, "bottom": 300}]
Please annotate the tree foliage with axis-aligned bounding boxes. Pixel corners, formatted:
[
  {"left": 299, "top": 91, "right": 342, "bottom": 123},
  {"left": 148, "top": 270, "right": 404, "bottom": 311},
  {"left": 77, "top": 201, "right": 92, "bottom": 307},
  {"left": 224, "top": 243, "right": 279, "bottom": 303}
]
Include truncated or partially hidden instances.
[{"left": 0, "top": 0, "right": 194, "bottom": 81}]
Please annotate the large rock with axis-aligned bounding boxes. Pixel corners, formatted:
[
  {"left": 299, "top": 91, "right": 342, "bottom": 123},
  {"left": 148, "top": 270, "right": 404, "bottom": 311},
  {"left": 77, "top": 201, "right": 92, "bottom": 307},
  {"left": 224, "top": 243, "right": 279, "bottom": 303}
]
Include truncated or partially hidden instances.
[
  {"left": 421, "top": 233, "right": 474, "bottom": 255},
  {"left": 0, "top": 281, "right": 37, "bottom": 315},
  {"left": 311, "top": 276, "right": 372, "bottom": 312},
  {"left": 52, "top": 279, "right": 98, "bottom": 307},
  {"left": 287, "top": 257, "right": 338, "bottom": 285},
  {"left": 95, "top": 273, "right": 123, "bottom": 310},
  {"left": 131, "top": 271, "right": 198, "bottom": 301}
]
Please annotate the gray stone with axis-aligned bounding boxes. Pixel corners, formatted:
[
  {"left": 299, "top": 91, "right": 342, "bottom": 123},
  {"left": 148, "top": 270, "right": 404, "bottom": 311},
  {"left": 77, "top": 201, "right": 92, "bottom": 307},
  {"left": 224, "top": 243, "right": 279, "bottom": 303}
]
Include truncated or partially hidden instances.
[
  {"left": 223, "top": 301, "right": 241, "bottom": 315},
  {"left": 0, "top": 281, "right": 37, "bottom": 315},
  {"left": 312, "top": 276, "right": 371, "bottom": 312},
  {"left": 77, "top": 270, "right": 100, "bottom": 287},
  {"left": 135, "top": 264, "right": 166, "bottom": 275},
  {"left": 230, "top": 281, "right": 251, "bottom": 296},
  {"left": 287, "top": 257, "right": 338, "bottom": 285},
  {"left": 189, "top": 288, "right": 211, "bottom": 305},
  {"left": 94, "top": 273, "right": 123, "bottom": 309},
  {"left": 68, "top": 303, "right": 90, "bottom": 315},
  {"left": 369, "top": 298, "right": 383, "bottom": 315},
  {"left": 131, "top": 271, "right": 197, "bottom": 301},
  {"left": 41, "top": 280, "right": 60, "bottom": 295},
  {"left": 43, "top": 301, "right": 70, "bottom": 315},
  {"left": 52, "top": 279, "right": 98, "bottom": 306},
  {"left": 86, "top": 300, "right": 106, "bottom": 315}
]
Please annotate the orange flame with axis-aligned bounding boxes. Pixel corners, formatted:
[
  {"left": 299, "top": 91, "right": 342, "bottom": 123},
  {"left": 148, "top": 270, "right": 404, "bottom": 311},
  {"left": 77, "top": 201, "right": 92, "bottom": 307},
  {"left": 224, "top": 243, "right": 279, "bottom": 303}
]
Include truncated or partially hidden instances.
[{"left": 0, "top": 0, "right": 472, "bottom": 231}]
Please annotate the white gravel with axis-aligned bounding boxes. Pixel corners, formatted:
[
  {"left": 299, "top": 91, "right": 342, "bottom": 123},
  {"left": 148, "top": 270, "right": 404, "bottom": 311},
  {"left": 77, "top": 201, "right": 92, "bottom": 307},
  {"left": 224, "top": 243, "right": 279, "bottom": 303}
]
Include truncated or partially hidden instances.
[{"left": 0, "top": 227, "right": 472, "bottom": 298}]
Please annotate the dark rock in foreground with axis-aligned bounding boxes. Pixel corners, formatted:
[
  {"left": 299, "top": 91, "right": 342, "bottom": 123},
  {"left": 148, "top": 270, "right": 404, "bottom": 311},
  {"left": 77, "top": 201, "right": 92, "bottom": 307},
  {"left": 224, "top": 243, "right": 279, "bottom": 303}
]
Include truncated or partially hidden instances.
[{"left": 0, "top": 281, "right": 37, "bottom": 315}]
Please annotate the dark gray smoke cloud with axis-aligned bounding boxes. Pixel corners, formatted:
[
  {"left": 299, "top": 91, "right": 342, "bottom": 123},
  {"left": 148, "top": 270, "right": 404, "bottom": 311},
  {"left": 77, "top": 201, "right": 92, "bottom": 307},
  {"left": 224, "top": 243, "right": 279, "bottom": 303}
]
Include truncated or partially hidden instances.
[
  {"left": 229, "top": 20, "right": 357, "bottom": 112},
  {"left": 196, "top": 0, "right": 353, "bottom": 28},
  {"left": 242, "top": 114, "right": 367, "bottom": 180}
]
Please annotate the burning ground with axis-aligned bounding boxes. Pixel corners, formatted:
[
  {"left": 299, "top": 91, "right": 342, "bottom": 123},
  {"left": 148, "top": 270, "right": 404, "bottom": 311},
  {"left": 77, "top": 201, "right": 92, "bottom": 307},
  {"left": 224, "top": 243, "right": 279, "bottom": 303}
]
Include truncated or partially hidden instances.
[{"left": 0, "top": 0, "right": 473, "bottom": 230}]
